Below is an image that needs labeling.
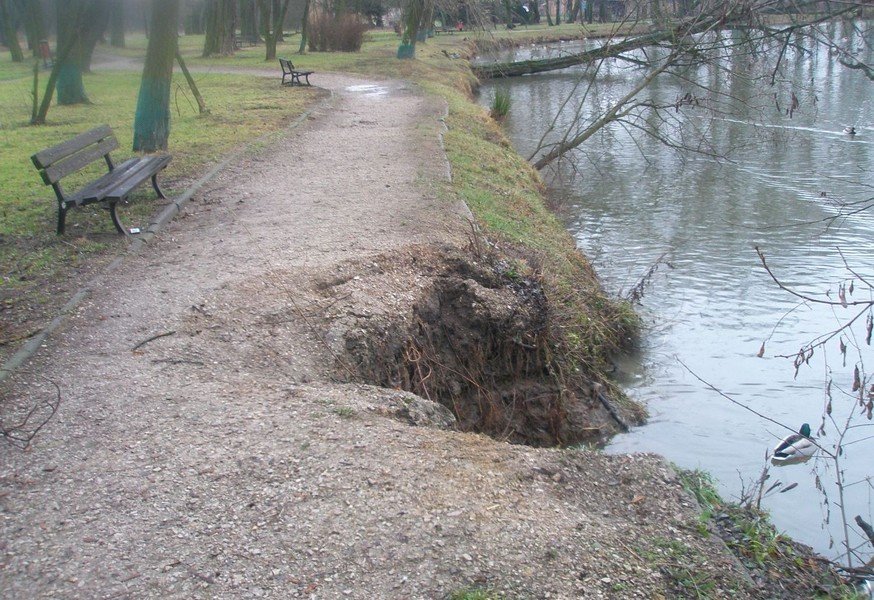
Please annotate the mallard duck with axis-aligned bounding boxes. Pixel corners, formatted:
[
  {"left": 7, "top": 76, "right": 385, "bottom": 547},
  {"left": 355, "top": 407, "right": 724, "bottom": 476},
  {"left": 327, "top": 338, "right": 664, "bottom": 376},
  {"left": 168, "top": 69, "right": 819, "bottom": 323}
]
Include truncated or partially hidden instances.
[
  {"left": 844, "top": 126, "right": 857, "bottom": 136},
  {"left": 771, "top": 423, "right": 817, "bottom": 466}
]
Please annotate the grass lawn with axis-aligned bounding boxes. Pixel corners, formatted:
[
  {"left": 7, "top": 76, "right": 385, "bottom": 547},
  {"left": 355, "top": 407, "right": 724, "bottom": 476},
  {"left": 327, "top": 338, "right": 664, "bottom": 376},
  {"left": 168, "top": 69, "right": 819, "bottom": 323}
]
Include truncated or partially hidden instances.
[{"left": 0, "top": 40, "right": 323, "bottom": 350}]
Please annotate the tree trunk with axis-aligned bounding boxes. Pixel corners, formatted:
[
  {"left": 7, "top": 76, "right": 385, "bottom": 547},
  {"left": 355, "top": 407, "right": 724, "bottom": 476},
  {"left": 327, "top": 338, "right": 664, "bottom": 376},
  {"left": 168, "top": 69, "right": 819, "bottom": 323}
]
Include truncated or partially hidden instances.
[
  {"left": 401, "top": 0, "right": 424, "bottom": 53},
  {"left": 110, "top": 1, "right": 125, "bottom": 47},
  {"left": 184, "top": 0, "right": 206, "bottom": 34},
  {"left": 475, "top": 19, "right": 716, "bottom": 78},
  {"left": 0, "top": 0, "right": 24, "bottom": 62},
  {"left": 81, "top": 0, "right": 110, "bottom": 72},
  {"left": 584, "top": 0, "right": 593, "bottom": 23},
  {"left": 570, "top": 0, "right": 582, "bottom": 24},
  {"left": 297, "top": 0, "right": 309, "bottom": 53},
  {"left": 134, "top": 0, "right": 180, "bottom": 152},
  {"left": 544, "top": 0, "right": 553, "bottom": 26},
  {"left": 203, "top": 0, "right": 236, "bottom": 56},
  {"left": 272, "top": 0, "right": 283, "bottom": 41},
  {"left": 259, "top": 0, "right": 289, "bottom": 60},
  {"left": 554, "top": 0, "right": 560, "bottom": 25},
  {"left": 239, "top": 0, "right": 259, "bottom": 41},
  {"left": 501, "top": 0, "right": 514, "bottom": 26},
  {"left": 56, "top": 0, "right": 88, "bottom": 104}
]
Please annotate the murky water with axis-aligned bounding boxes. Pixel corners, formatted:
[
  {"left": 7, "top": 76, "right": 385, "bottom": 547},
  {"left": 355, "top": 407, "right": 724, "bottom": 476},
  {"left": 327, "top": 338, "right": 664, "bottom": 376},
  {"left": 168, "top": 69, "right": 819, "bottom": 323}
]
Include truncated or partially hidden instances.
[{"left": 478, "top": 23, "right": 874, "bottom": 560}]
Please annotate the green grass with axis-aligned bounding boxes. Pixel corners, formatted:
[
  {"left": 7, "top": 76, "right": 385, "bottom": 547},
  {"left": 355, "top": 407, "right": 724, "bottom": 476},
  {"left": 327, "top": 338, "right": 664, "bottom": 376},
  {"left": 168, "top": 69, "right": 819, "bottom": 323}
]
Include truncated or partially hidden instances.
[
  {"left": 448, "top": 587, "right": 502, "bottom": 600},
  {"left": 490, "top": 88, "right": 511, "bottom": 119},
  {"left": 333, "top": 406, "right": 356, "bottom": 418},
  {"left": 0, "top": 44, "right": 323, "bottom": 348}
]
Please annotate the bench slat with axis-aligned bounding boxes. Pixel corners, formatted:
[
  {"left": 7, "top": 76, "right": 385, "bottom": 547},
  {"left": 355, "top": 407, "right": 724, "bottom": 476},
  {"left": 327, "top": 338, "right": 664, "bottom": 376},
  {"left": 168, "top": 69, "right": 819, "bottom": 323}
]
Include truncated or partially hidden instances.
[
  {"left": 31, "top": 125, "right": 114, "bottom": 169},
  {"left": 104, "top": 156, "right": 172, "bottom": 201},
  {"left": 65, "top": 158, "right": 144, "bottom": 204},
  {"left": 40, "top": 137, "right": 119, "bottom": 185},
  {"left": 65, "top": 156, "right": 170, "bottom": 205}
]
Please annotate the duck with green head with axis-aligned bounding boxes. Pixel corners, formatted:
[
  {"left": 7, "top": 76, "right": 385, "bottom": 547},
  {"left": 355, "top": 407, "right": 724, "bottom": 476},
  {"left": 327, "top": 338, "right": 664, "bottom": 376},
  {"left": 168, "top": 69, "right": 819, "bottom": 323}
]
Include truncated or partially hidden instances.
[{"left": 771, "top": 423, "right": 817, "bottom": 466}]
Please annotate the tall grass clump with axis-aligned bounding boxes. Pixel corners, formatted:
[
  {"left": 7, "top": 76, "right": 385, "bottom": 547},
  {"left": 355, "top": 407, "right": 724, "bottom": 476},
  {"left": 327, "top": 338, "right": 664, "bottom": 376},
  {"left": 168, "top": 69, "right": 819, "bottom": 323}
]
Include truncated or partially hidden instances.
[
  {"left": 307, "top": 12, "right": 368, "bottom": 52},
  {"left": 490, "top": 89, "right": 511, "bottom": 121}
]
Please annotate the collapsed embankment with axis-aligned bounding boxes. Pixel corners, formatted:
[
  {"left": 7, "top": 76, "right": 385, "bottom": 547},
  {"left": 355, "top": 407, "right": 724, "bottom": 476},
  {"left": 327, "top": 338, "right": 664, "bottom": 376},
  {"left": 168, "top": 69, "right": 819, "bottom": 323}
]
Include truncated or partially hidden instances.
[
  {"left": 316, "top": 245, "right": 637, "bottom": 447},
  {"left": 380, "top": 37, "right": 857, "bottom": 596},
  {"left": 388, "top": 41, "right": 647, "bottom": 448}
]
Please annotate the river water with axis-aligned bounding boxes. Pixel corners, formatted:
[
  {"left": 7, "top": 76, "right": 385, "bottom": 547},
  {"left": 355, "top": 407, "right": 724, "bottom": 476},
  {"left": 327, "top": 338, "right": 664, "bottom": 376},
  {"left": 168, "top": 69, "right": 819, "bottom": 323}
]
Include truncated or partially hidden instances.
[{"left": 477, "top": 23, "right": 873, "bottom": 560}]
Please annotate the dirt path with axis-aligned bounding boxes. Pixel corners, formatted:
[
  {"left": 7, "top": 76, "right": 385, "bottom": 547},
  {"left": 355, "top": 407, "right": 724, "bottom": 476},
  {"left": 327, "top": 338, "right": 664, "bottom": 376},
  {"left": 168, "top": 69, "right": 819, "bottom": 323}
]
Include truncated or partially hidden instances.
[{"left": 0, "top": 75, "right": 758, "bottom": 599}]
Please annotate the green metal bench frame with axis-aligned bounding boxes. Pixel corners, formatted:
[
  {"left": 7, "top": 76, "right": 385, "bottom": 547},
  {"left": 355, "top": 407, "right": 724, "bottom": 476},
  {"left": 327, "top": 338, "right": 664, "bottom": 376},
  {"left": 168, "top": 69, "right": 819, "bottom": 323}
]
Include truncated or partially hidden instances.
[{"left": 279, "top": 58, "right": 313, "bottom": 86}]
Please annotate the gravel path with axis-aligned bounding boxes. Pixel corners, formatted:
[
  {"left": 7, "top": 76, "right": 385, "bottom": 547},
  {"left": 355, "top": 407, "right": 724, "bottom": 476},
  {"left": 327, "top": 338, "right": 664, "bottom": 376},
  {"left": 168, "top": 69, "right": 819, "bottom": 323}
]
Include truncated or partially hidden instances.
[{"left": 0, "top": 74, "right": 757, "bottom": 599}]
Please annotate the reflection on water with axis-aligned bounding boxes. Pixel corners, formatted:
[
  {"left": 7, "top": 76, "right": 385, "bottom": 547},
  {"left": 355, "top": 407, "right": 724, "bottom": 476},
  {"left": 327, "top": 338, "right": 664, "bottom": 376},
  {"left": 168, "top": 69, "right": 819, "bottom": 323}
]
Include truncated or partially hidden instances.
[{"left": 479, "top": 22, "right": 873, "bottom": 559}]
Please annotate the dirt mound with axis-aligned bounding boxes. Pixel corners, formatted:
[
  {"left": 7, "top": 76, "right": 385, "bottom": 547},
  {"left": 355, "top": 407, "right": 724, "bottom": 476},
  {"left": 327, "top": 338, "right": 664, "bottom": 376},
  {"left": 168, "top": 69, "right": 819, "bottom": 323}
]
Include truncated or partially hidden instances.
[{"left": 309, "top": 245, "right": 631, "bottom": 447}]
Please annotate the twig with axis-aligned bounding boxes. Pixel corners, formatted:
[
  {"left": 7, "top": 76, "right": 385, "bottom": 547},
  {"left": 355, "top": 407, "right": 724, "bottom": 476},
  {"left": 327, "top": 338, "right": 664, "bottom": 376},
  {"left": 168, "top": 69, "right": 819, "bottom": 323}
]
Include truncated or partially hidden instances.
[
  {"left": 679, "top": 359, "right": 834, "bottom": 458},
  {"left": 151, "top": 358, "right": 204, "bottom": 366},
  {"left": 131, "top": 330, "right": 177, "bottom": 351},
  {"left": 593, "top": 382, "right": 629, "bottom": 432},
  {"left": 756, "top": 247, "right": 874, "bottom": 308},
  {"left": 856, "top": 516, "right": 874, "bottom": 550},
  {"left": 1, "top": 378, "right": 61, "bottom": 449}
]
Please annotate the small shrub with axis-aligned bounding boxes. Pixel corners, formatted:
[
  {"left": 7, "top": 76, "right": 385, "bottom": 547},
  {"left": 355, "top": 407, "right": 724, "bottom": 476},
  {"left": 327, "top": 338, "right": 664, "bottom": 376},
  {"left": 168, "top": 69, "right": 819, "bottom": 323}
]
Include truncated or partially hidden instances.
[{"left": 308, "top": 11, "right": 368, "bottom": 52}]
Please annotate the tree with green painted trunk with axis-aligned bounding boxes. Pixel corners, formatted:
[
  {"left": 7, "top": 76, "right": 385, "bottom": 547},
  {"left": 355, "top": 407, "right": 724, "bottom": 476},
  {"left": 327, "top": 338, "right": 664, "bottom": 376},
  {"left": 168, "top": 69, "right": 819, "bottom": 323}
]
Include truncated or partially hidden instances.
[
  {"left": 55, "top": 0, "right": 90, "bottom": 105},
  {"left": 133, "top": 0, "right": 179, "bottom": 152}
]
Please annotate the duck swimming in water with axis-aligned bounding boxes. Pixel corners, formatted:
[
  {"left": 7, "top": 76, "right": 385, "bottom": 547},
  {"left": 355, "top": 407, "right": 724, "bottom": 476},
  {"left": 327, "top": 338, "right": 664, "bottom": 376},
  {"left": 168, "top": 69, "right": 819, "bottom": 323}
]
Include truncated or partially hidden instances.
[
  {"left": 771, "top": 423, "right": 817, "bottom": 466},
  {"left": 844, "top": 126, "right": 857, "bottom": 135}
]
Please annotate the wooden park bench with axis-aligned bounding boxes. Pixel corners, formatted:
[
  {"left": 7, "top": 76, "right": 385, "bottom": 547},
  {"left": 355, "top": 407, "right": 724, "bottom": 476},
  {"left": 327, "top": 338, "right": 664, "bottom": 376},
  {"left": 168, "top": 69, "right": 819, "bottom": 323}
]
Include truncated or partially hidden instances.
[
  {"left": 31, "top": 125, "right": 172, "bottom": 235},
  {"left": 279, "top": 58, "right": 313, "bottom": 86}
]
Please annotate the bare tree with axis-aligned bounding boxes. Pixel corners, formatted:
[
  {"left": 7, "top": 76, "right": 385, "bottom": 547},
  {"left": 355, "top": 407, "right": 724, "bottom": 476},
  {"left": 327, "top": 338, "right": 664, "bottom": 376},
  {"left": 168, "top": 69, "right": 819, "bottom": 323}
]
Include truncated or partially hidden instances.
[{"left": 473, "top": 1, "right": 871, "bottom": 171}]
